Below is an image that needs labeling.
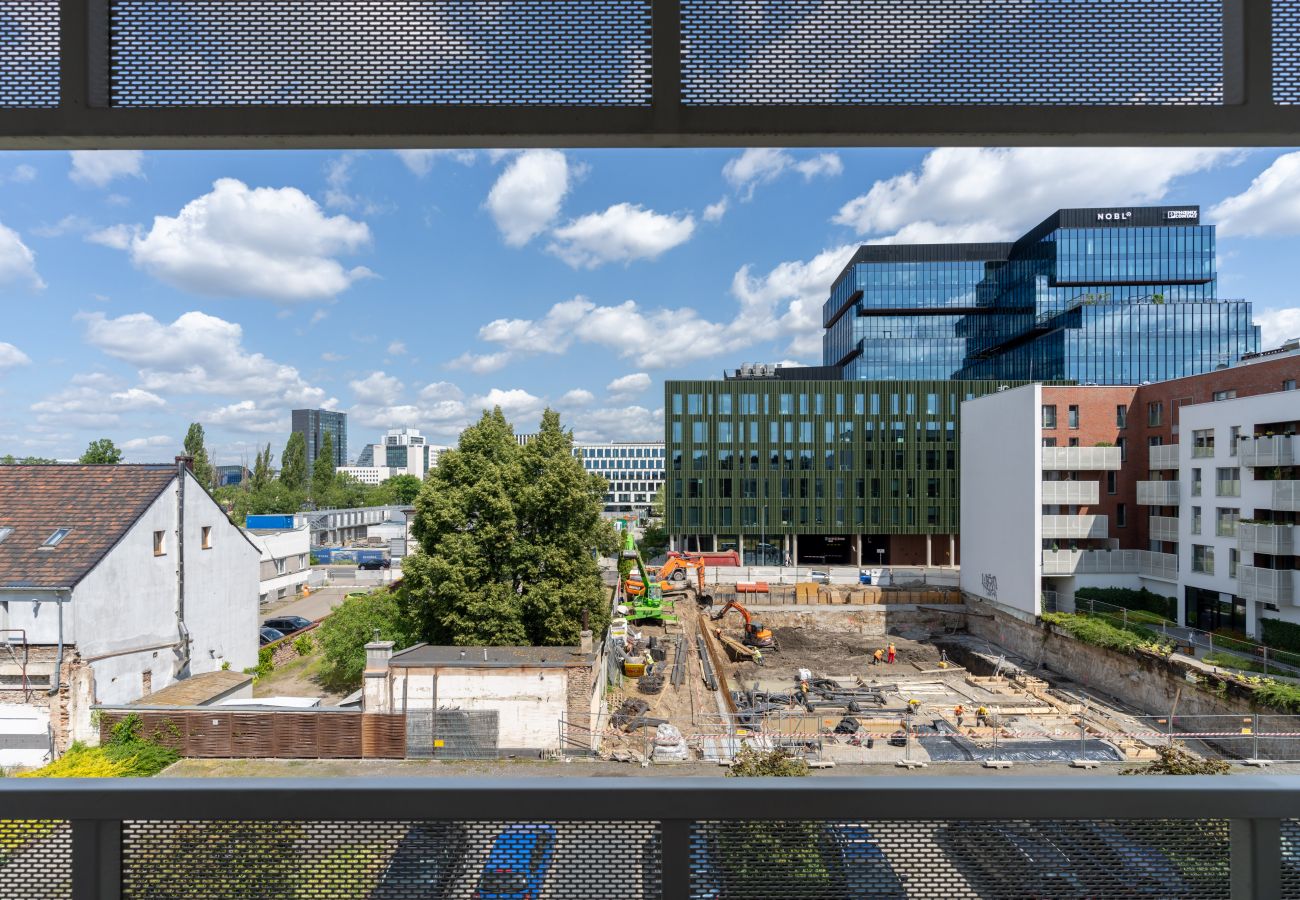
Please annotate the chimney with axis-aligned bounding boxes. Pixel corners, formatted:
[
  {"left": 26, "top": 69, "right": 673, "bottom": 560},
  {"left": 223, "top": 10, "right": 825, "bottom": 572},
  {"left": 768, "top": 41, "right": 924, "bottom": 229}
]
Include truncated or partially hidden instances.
[
  {"left": 362, "top": 639, "right": 396, "bottom": 714},
  {"left": 365, "top": 639, "right": 395, "bottom": 672},
  {"left": 175, "top": 455, "right": 194, "bottom": 474},
  {"left": 580, "top": 629, "right": 593, "bottom": 655}
]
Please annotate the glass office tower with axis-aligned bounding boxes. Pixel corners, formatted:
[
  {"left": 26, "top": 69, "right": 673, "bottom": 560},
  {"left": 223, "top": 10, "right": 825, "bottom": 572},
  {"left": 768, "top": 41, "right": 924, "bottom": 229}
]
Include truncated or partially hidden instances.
[
  {"left": 291, "top": 408, "right": 348, "bottom": 478},
  {"left": 824, "top": 206, "right": 1260, "bottom": 383}
]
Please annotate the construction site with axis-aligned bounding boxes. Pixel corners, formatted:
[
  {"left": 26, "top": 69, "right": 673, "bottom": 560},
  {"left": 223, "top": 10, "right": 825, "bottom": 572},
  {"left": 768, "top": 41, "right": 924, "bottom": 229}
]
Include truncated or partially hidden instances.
[{"left": 599, "top": 540, "right": 1178, "bottom": 769}]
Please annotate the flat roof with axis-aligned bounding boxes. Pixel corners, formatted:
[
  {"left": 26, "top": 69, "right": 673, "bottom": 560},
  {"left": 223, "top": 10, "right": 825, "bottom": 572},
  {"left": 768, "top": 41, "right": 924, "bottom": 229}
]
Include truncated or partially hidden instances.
[
  {"left": 390, "top": 644, "right": 594, "bottom": 668},
  {"left": 131, "top": 670, "right": 252, "bottom": 706}
]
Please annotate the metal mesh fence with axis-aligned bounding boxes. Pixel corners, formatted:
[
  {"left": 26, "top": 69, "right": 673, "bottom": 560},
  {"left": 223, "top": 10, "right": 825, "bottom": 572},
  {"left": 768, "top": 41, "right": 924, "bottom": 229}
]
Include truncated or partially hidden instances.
[
  {"left": 0, "top": 1, "right": 59, "bottom": 108},
  {"left": 1284, "top": 819, "right": 1300, "bottom": 899},
  {"left": 1278, "top": 0, "right": 1300, "bottom": 104},
  {"left": 119, "top": 820, "right": 659, "bottom": 899},
  {"left": 107, "top": 0, "right": 653, "bottom": 107},
  {"left": 691, "top": 819, "right": 1229, "bottom": 899},
  {"left": 405, "top": 708, "right": 501, "bottom": 759},
  {"left": 0, "top": 821, "right": 71, "bottom": 900},
  {"left": 681, "top": 0, "right": 1226, "bottom": 106}
]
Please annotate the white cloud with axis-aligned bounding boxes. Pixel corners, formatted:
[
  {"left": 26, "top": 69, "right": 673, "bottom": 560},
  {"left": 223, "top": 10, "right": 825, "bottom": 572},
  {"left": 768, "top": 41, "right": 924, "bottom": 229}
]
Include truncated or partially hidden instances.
[
  {"left": 703, "top": 198, "right": 729, "bottom": 223},
  {"left": 8, "top": 164, "right": 36, "bottom": 184},
  {"left": 731, "top": 244, "right": 858, "bottom": 358},
  {"left": 321, "top": 351, "right": 346, "bottom": 362},
  {"left": 570, "top": 405, "right": 664, "bottom": 442},
  {"left": 1211, "top": 152, "right": 1300, "bottom": 237},
  {"left": 548, "top": 203, "right": 695, "bottom": 269},
  {"left": 103, "top": 178, "right": 372, "bottom": 301},
  {"left": 205, "top": 399, "right": 286, "bottom": 434},
  {"left": 394, "top": 149, "right": 476, "bottom": 176},
  {"left": 723, "top": 148, "right": 843, "bottom": 200},
  {"left": 0, "top": 342, "right": 32, "bottom": 370},
  {"left": 323, "top": 154, "right": 361, "bottom": 211},
  {"left": 486, "top": 149, "right": 572, "bottom": 246},
  {"left": 1256, "top": 307, "right": 1300, "bottom": 349},
  {"left": 0, "top": 222, "right": 44, "bottom": 289},
  {"left": 447, "top": 350, "right": 512, "bottom": 374},
  {"left": 835, "top": 148, "right": 1234, "bottom": 241},
  {"left": 420, "top": 381, "right": 465, "bottom": 402},
  {"left": 607, "top": 372, "right": 651, "bottom": 396},
  {"left": 31, "top": 381, "right": 165, "bottom": 427},
  {"left": 350, "top": 371, "right": 404, "bottom": 406},
  {"left": 560, "top": 388, "right": 595, "bottom": 406},
  {"left": 69, "top": 150, "right": 144, "bottom": 188},
  {"left": 387, "top": 340, "right": 407, "bottom": 356},
  {"left": 122, "top": 435, "right": 172, "bottom": 451},
  {"left": 87, "top": 224, "right": 134, "bottom": 250},
  {"left": 470, "top": 388, "right": 545, "bottom": 421},
  {"left": 31, "top": 214, "right": 93, "bottom": 238},
  {"left": 80, "top": 310, "right": 331, "bottom": 409}
]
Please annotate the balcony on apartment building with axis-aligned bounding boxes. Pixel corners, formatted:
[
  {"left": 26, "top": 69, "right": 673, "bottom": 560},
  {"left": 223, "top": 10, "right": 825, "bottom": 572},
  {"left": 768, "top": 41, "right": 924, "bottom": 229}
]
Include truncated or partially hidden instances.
[
  {"left": 1042, "top": 548, "right": 1178, "bottom": 582},
  {"left": 1041, "top": 446, "right": 1122, "bottom": 471},
  {"left": 1238, "top": 434, "right": 1297, "bottom": 469},
  {"left": 1148, "top": 444, "right": 1180, "bottom": 470},
  {"left": 1137, "top": 480, "right": 1181, "bottom": 506},
  {"left": 1237, "top": 566, "right": 1297, "bottom": 606},
  {"left": 1272, "top": 480, "right": 1300, "bottom": 512},
  {"left": 1237, "top": 522, "right": 1296, "bottom": 557},
  {"left": 1042, "top": 514, "right": 1109, "bottom": 540},
  {"left": 1042, "top": 480, "right": 1100, "bottom": 505},
  {"left": 1150, "top": 515, "right": 1180, "bottom": 544}
]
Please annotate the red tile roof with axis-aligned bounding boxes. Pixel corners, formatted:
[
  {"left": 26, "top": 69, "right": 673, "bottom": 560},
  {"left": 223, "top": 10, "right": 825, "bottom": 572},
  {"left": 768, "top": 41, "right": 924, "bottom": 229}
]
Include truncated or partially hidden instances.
[{"left": 0, "top": 465, "right": 177, "bottom": 589}]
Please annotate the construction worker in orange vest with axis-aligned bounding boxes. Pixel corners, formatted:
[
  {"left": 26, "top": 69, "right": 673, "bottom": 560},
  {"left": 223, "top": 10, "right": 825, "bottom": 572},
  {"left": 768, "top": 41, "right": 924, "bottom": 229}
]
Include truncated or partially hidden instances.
[
  {"left": 954, "top": 704, "right": 965, "bottom": 727},
  {"left": 887, "top": 642, "right": 896, "bottom": 664},
  {"left": 873, "top": 648, "right": 884, "bottom": 666}
]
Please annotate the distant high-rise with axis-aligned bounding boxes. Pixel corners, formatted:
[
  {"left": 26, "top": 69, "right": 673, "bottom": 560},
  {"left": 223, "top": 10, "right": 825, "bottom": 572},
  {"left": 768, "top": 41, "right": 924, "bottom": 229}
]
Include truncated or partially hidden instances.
[{"left": 291, "top": 409, "right": 347, "bottom": 478}]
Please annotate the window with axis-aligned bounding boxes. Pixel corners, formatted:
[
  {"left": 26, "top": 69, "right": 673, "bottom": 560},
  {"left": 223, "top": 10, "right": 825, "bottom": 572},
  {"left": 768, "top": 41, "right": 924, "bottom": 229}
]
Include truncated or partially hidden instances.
[
  {"left": 1215, "top": 467, "right": 1241, "bottom": 497},
  {"left": 776, "top": 393, "right": 791, "bottom": 414},
  {"left": 0, "top": 526, "right": 11, "bottom": 545},
  {"left": 276, "top": 557, "right": 287, "bottom": 576},
  {"left": 1107, "top": 471, "right": 1117, "bottom": 495},
  {"left": 1116, "top": 503, "right": 1127, "bottom": 528},
  {"left": 718, "top": 394, "right": 732, "bottom": 415},
  {"left": 687, "top": 394, "right": 703, "bottom": 414},
  {"left": 1041, "top": 437, "right": 1057, "bottom": 447},
  {"left": 1230, "top": 548, "right": 1239, "bottom": 578},
  {"left": 1068, "top": 437, "right": 1080, "bottom": 447},
  {"left": 1216, "top": 508, "right": 1240, "bottom": 538},
  {"left": 717, "top": 421, "right": 732, "bottom": 443},
  {"left": 1286, "top": 379, "right": 1297, "bottom": 391},
  {"left": 1041, "top": 405, "right": 1057, "bottom": 428},
  {"left": 1212, "top": 389, "right": 1236, "bottom": 402},
  {"left": 1191, "top": 468, "right": 1202, "bottom": 497},
  {"left": 1147, "top": 402, "right": 1163, "bottom": 427},
  {"left": 1192, "top": 544, "right": 1215, "bottom": 575},
  {"left": 1068, "top": 405, "right": 1079, "bottom": 429},
  {"left": 1116, "top": 405, "right": 1128, "bottom": 428},
  {"left": 1230, "top": 425, "right": 1241, "bottom": 457},
  {"left": 1118, "top": 437, "right": 1127, "bottom": 462},
  {"left": 153, "top": 530, "right": 165, "bottom": 556},
  {"left": 1191, "top": 506, "right": 1202, "bottom": 534},
  {"left": 1192, "top": 429, "right": 1215, "bottom": 458},
  {"left": 201, "top": 526, "right": 212, "bottom": 550}
]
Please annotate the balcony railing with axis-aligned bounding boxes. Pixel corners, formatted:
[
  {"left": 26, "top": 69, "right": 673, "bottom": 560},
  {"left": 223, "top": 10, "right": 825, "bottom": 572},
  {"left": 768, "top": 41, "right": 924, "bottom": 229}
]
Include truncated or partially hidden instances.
[
  {"left": 1239, "top": 435, "right": 1298, "bottom": 469},
  {"left": 1238, "top": 522, "right": 1296, "bottom": 557},
  {"left": 1042, "top": 446, "right": 1122, "bottom": 471},
  {"left": 1041, "top": 549, "right": 1177, "bottom": 582},
  {"left": 1137, "top": 480, "right": 1180, "bottom": 506},
  {"left": 1149, "top": 515, "right": 1180, "bottom": 543},
  {"left": 1148, "top": 444, "right": 1180, "bottom": 469},
  {"left": 1, "top": 777, "right": 1296, "bottom": 899},
  {"left": 1238, "top": 567, "right": 1297, "bottom": 606},
  {"left": 1273, "top": 481, "right": 1300, "bottom": 512},
  {"left": 1042, "top": 514, "right": 1109, "bottom": 540},
  {"left": 1041, "top": 480, "right": 1100, "bottom": 505}
]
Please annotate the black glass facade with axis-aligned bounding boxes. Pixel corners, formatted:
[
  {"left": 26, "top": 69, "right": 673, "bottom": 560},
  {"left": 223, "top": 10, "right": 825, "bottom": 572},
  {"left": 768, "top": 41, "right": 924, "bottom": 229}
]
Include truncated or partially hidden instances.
[{"left": 824, "top": 206, "right": 1260, "bottom": 383}]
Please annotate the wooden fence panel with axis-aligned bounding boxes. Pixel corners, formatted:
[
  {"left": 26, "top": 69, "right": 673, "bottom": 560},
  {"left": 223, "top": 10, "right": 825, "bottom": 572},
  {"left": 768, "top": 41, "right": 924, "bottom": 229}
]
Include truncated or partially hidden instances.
[
  {"left": 97, "top": 708, "right": 380, "bottom": 758},
  {"left": 231, "top": 713, "right": 275, "bottom": 758},
  {"left": 361, "top": 714, "right": 407, "bottom": 759},
  {"left": 317, "top": 714, "right": 362, "bottom": 759}
]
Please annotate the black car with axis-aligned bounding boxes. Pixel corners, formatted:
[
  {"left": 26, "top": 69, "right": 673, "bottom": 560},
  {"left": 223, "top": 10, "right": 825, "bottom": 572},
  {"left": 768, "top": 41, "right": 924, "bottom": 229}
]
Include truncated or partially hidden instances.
[
  {"left": 370, "top": 823, "right": 467, "bottom": 899},
  {"left": 262, "top": 616, "right": 312, "bottom": 636},
  {"left": 359, "top": 558, "right": 391, "bottom": 570},
  {"left": 259, "top": 626, "right": 285, "bottom": 646}
]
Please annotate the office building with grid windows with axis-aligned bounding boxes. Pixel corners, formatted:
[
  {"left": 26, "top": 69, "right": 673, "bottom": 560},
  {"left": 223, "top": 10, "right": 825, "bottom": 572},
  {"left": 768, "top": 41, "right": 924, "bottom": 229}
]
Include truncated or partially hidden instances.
[
  {"left": 291, "top": 408, "right": 348, "bottom": 480},
  {"left": 575, "top": 442, "right": 665, "bottom": 517}
]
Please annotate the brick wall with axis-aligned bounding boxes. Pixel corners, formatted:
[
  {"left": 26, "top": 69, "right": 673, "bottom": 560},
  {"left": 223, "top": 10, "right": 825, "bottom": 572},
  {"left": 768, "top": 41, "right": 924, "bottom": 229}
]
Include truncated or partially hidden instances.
[
  {"left": 564, "top": 664, "right": 595, "bottom": 751},
  {"left": 1042, "top": 386, "right": 1138, "bottom": 546}
]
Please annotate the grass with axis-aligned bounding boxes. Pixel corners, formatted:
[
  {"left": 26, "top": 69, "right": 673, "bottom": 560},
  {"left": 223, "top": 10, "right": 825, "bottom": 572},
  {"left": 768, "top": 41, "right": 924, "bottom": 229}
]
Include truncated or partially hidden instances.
[
  {"left": 1203, "top": 651, "right": 1269, "bottom": 674},
  {"left": 1042, "top": 612, "right": 1171, "bottom": 655}
]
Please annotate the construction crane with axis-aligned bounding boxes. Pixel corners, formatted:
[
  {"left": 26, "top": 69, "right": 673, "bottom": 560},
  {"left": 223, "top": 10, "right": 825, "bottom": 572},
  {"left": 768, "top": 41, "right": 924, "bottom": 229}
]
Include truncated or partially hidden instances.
[
  {"left": 710, "top": 600, "right": 776, "bottom": 649},
  {"left": 618, "top": 531, "right": 676, "bottom": 625}
]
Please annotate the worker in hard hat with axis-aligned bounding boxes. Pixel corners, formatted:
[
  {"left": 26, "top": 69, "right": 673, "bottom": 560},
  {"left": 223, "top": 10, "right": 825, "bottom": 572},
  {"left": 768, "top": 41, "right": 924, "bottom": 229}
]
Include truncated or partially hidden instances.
[
  {"left": 954, "top": 704, "right": 965, "bottom": 728},
  {"left": 887, "top": 642, "right": 896, "bottom": 664},
  {"left": 873, "top": 648, "right": 884, "bottom": 666},
  {"left": 977, "top": 706, "right": 990, "bottom": 728},
  {"left": 907, "top": 698, "right": 920, "bottom": 716}
]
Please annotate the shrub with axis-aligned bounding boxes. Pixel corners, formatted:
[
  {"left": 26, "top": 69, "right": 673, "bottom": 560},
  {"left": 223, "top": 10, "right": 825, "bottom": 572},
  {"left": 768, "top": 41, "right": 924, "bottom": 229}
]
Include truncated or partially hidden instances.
[
  {"left": 1042, "top": 612, "right": 1172, "bottom": 656},
  {"left": 1252, "top": 680, "right": 1300, "bottom": 714},
  {"left": 728, "top": 745, "right": 809, "bottom": 777},
  {"left": 292, "top": 633, "right": 315, "bottom": 656},
  {"left": 1262, "top": 618, "right": 1300, "bottom": 655},
  {"left": 1121, "top": 744, "right": 1229, "bottom": 776},
  {"left": 20, "top": 713, "right": 179, "bottom": 778},
  {"left": 243, "top": 647, "right": 274, "bottom": 682},
  {"left": 315, "top": 586, "right": 416, "bottom": 692}
]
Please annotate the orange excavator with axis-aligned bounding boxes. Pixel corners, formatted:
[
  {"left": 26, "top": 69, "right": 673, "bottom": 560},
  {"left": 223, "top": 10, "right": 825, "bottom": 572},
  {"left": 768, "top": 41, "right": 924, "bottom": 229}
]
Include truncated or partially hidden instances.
[
  {"left": 711, "top": 600, "right": 776, "bottom": 649},
  {"left": 624, "top": 552, "right": 710, "bottom": 604}
]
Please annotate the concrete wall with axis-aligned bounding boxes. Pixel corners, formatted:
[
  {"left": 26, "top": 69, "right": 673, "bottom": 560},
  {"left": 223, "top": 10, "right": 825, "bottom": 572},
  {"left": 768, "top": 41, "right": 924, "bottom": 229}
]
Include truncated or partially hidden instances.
[
  {"left": 961, "top": 384, "right": 1043, "bottom": 615},
  {"left": 744, "top": 605, "right": 969, "bottom": 638},
  {"left": 394, "top": 666, "right": 571, "bottom": 751}
]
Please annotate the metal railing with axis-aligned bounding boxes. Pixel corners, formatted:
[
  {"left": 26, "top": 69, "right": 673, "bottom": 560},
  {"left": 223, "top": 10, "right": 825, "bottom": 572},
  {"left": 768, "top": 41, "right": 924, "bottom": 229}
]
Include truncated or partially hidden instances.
[
  {"left": 1148, "top": 443, "right": 1181, "bottom": 469},
  {"left": 1273, "top": 480, "right": 1300, "bottom": 512},
  {"left": 1041, "top": 446, "right": 1122, "bottom": 471},
  {"left": 1042, "top": 514, "right": 1109, "bottom": 540},
  {"left": 1237, "top": 522, "right": 1296, "bottom": 557},
  {"left": 1041, "top": 549, "right": 1178, "bottom": 582},
  {"left": 1238, "top": 566, "right": 1297, "bottom": 606},
  {"left": 1, "top": 778, "right": 1297, "bottom": 899},
  {"left": 1137, "top": 479, "right": 1181, "bottom": 506},
  {"left": 1041, "top": 479, "right": 1100, "bottom": 505},
  {"left": 1239, "top": 435, "right": 1298, "bottom": 469}
]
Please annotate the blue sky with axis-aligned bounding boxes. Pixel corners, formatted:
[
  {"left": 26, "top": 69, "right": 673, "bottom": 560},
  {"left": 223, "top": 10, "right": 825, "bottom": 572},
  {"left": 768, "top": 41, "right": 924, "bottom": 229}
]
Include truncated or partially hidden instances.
[{"left": 1, "top": 146, "right": 1299, "bottom": 465}]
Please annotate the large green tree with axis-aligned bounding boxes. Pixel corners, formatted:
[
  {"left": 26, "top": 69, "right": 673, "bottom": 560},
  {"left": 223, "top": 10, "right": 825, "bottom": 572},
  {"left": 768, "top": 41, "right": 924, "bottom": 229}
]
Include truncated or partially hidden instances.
[
  {"left": 280, "top": 432, "right": 307, "bottom": 492},
  {"left": 310, "top": 431, "right": 336, "bottom": 501},
  {"left": 372, "top": 473, "right": 423, "bottom": 506},
  {"left": 250, "top": 443, "right": 273, "bottom": 491},
  {"left": 183, "top": 422, "right": 214, "bottom": 488},
  {"left": 402, "top": 408, "right": 529, "bottom": 645},
  {"left": 403, "top": 407, "right": 614, "bottom": 647},
  {"left": 79, "top": 438, "right": 122, "bottom": 465}
]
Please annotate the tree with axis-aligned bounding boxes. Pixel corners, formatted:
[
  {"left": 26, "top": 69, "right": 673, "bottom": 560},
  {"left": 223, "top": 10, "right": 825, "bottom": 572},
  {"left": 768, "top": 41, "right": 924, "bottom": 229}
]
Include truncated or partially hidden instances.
[
  {"left": 402, "top": 408, "right": 529, "bottom": 645},
  {"left": 79, "top": 438, "right": 122, "bottom": 465},
  {"left": 327, "top": 472, "right": 371, "bottom": 510},
  {"left": 183, "top": 423, "right": 214, "bottom": 488},
  {"left": 280, "top": 432, "right": 307, "bottom": 492},
  {"left": 373, "top": 473, "right": 423, "bottom": 506},
  {"left": 311, "top": 431, "right": 336, "bottom": 501},
  {"left": 250, "top": 443, "right": 273, "bottom": 491},
  {"left": 316, "top": 587, "right": 416, "bottom": 692}
]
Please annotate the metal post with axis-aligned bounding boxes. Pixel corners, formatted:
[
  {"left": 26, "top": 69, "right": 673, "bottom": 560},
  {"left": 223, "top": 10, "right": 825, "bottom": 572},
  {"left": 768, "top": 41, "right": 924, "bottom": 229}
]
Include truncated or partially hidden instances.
[
  {"left": 1263, "top": 646, "right": 1269, "bottom": 677},
  {"left": 71, "top": 819, "right": 121, "bottom": 900},
  {"left": 1123, "top": 607, "right": 1128, "bottom": 630},
  {"left": 660, "top": 818, "right": 691, "bottom": 900},
  {"left": 1230, "top": 818, "right": 1281, "bottom": 900},
  {"left": 1078, "top": 719, "right": 1086, "bottom": 757},
  {"left": 1253, "top": 714, "right": 1260, "bottom": 763}
]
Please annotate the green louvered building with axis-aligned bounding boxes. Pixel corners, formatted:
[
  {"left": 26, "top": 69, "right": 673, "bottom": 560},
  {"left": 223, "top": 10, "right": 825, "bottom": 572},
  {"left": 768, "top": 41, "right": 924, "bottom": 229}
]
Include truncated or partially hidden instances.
[{"left": 664, "top": 373, "right": 1028, "bottom": 566}]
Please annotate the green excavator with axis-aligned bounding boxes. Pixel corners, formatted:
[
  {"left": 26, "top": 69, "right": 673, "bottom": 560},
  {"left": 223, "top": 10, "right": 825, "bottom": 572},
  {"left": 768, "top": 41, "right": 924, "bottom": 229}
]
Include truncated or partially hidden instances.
[{"left": 618, "top": 530, "right": 677, "bottom": 625}]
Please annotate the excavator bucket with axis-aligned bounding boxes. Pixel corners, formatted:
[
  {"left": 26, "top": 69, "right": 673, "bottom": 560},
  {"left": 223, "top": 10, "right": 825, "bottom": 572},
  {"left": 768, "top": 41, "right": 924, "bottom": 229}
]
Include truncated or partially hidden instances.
[{"left": 697, "top": 592, "right": 714, "bottom": 608}]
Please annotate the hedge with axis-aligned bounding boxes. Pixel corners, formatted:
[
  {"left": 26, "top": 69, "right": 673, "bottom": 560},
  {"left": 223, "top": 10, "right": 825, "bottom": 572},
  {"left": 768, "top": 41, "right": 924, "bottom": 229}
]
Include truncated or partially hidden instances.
[
  {"left": 1261, "top": 618, "right": 1300, "bottom": 655},
  {"left": 1074, "top": 586, "right": 1176, "bottom": 622}
]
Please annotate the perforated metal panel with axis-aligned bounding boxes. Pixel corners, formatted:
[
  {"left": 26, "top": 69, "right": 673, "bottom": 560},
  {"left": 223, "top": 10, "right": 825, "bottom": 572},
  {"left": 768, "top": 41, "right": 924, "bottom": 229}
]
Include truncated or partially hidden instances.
[
  {"left": 0, "top": 1, "right": 59, "bottom": 109},
  {"left": 1283, "top": 819, "right": 1300, "bottom": 898},
  {"left": 120, "top": 820, "right": 659, "bottom": 898},
  {"left": 682, "top": 0, "right": 1226, "bottom": 106},
  {"left": 1277, "top": 0, "right": 1300, "bottom": 104},
  {"left": 107, "top": 0, "right": 652, "bottom": 107},
  {"left": 0, "top": 820, "right": 71, "bottom": 899},
  {"left": 690, "top": 819, "right": 1230, "bottom": 898}
]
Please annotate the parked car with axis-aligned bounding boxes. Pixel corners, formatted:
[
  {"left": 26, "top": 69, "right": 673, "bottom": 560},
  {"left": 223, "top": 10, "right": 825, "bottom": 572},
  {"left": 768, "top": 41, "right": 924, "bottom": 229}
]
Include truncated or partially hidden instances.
[
  {"left": 259, "top": 626, "right": 285, "bottom": 646},
  {"left": 262, "top": 615, "right": 312, "bottom": 636},
  {"left": 474, "top": 824, "right": 556, "bottom": 899},
  {"left": 808, "top": 570, "right": 831, "bottom": 584},
  {"left": 359, "top": 558, "right": 391, "bottom": 570},
  {"left": 370, "top": 823, "right": 467, "bottom": 899}
]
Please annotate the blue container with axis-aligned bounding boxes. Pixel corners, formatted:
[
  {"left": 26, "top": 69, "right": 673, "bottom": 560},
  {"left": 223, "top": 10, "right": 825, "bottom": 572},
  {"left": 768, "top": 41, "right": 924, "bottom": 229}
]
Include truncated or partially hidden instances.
[{"left": 246, "top": 514, "right": 295, "bottom": 530}]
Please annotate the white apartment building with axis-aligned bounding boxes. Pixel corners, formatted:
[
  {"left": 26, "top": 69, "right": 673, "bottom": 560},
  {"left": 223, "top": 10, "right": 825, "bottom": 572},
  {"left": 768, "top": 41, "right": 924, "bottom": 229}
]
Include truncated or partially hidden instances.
[
  {"left": 243, "top": 524, "right": 311, "bottom": 606},
  {"left": 339, "top": 428, "right": 447, "bottom": 484},
  {"left": 574, "top": 442, "right": 665, "bottom": 516}
]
